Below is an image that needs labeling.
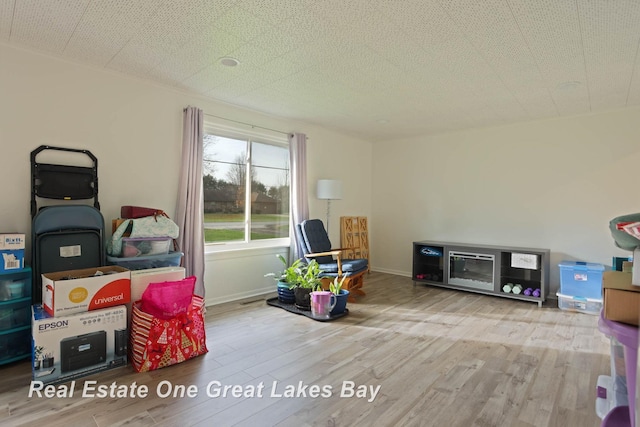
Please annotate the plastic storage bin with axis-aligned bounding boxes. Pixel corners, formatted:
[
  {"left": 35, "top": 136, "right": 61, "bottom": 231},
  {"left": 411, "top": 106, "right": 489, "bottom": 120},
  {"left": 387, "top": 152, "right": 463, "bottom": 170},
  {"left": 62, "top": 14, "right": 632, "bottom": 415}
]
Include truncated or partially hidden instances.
[
  {"left": 0, "top": 328, "right": 31, "bottom": 364},
  {"left": 558, "top": 261, "right": 604, "bottom": 299},
  {"left": 0, "top": 299, "right": 31, "bottom": 331},
  {"left": 107, "top": 251, "right": 183, "bottom": 271},
  {"left": 596, "top": 336, "right": 630, "bottom": 419},
  {"left": 556, "top": 292, "right": 602, "bottom": 315},
  {"left": 0, "top": 277, "right": 28, "bottom": 301},
  {"left": 598, "top": 311, "right": 639, "bottom": 427},
  {"left": 121, "top": 237, "right": 172, "bottom": 258},
  {"left": 0, "top": 267, "right": 32, "bottom": 366}
]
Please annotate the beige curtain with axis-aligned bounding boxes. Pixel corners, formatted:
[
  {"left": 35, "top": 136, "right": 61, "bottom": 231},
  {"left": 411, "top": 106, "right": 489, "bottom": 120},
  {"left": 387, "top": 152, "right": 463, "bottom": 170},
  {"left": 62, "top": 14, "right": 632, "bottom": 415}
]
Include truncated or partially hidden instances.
[
  {"left": 175, "top": 106, "right": 205, "bottom": 297},
  {"left": 289, "top": 132, "right": 309, "bottom": 259}
]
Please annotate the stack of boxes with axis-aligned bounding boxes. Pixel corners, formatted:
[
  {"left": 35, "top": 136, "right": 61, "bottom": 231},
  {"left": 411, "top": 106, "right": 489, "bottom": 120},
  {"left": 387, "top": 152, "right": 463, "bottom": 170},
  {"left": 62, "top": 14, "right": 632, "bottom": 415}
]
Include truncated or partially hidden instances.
[
  {"left": 556, "top": 258, "right": 640, "bottom": 425},
  {"left": 597, "top": 252, "right": 639, "bottom": 427},
  {"left": 31, "top": 266, "right": 131, "bottom": 385},
  {"left": 0, "top": 233, "right": 31, "bottom": 365}
]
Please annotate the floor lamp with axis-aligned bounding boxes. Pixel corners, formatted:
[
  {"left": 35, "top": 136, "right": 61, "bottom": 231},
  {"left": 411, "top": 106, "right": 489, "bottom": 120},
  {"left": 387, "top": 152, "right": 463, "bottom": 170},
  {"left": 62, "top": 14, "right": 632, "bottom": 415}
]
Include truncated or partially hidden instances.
[{"left": 317, "top": 179, "right": 342, "bottom": 235}]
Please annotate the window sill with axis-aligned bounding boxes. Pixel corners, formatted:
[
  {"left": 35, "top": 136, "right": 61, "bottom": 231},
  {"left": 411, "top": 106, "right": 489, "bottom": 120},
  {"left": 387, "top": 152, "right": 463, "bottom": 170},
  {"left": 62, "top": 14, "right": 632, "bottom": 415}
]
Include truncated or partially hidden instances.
[{"left": 204, "top": 238, "right": 290, "bottom": 255}]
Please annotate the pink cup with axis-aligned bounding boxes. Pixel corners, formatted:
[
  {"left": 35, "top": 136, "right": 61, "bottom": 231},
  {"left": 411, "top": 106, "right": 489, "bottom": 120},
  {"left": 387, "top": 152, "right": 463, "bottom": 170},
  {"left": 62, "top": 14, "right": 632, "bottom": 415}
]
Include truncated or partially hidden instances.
[{"left": 310, "top": 291, "right": 336, "bottom": 319}]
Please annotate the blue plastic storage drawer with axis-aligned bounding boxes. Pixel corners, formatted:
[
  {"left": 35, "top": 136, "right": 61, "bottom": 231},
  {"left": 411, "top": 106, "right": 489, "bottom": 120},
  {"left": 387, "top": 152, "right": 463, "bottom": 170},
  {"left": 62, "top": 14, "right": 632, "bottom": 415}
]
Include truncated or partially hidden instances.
[
  {"left": 558, "top": 261, "right": 604, "bottom": 299},
  {"left": 107, "top": 251, "right": 183, "bottom": 271}
]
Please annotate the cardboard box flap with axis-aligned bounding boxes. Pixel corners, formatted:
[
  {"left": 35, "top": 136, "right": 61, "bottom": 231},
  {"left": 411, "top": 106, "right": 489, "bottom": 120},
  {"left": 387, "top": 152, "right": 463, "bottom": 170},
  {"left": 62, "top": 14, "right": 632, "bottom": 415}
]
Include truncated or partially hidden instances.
[
  {"left": 42, "top": 265, "right": 129, "bottom": 281},
  {"left": 602, "top": 271, "right": 638, "bottom": 292}
]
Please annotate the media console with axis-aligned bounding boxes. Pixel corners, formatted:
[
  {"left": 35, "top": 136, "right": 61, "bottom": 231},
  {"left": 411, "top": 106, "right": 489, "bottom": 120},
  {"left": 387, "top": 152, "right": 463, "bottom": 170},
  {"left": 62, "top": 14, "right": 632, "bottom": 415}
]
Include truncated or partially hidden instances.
[{"left": 413, "top": 241, "right": 550, "bottom": 307}]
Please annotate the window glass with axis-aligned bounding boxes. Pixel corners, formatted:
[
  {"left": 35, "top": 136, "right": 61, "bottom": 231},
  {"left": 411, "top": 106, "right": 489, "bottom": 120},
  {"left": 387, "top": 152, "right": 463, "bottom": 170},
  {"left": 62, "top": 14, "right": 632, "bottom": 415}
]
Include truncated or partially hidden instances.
[
  {"left": 203, "top": 132, "right": 289, "bottom": 244},
  {"left": 250, "top": 141, "right": 289, "bottom": 240}
]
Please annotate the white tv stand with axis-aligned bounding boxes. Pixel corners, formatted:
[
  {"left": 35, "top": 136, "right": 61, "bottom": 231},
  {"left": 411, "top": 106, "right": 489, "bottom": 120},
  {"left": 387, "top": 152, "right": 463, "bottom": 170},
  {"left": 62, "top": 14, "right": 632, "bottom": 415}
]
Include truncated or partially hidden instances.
[{"left": 413, "top": 241, "right": 550, "bottom": 307}]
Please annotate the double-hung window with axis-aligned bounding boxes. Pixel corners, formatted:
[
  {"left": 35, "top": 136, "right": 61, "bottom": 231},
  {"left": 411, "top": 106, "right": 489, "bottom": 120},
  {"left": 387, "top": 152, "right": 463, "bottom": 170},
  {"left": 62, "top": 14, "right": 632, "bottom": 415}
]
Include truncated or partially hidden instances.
[{"left": 202, "top": 125, "right": 290, "bottom": 246}]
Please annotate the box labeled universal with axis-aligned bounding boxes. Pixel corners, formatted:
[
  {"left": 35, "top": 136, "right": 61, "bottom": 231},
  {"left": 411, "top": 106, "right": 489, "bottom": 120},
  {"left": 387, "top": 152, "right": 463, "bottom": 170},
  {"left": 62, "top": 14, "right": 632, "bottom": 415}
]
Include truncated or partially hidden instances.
[
  {"left": 0, "top": 233, "right": 25, "bottom": 250},
  {"left": 31, "top": 304, "right": 128, "bottom": 385},
  {"left": 42, "top": 266, "right": 131, "bottom": 317}
]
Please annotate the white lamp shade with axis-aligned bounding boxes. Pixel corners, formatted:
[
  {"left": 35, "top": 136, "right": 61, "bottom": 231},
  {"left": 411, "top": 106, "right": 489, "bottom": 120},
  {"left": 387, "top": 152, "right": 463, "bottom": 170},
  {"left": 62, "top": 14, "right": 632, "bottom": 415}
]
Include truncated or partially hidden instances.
[{"left": 317, "top": 179, "right": 342, "bottom": 200}]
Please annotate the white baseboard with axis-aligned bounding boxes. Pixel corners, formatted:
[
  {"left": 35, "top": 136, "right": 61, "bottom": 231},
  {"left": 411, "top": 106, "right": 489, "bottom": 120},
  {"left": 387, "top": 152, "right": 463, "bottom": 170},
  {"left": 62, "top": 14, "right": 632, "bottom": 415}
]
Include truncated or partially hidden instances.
[
  {"left": 371, "top": 267, "right": 411, "bottom": 277},
  {"left": 205, "top": 286, "right": 274, "bottom": 307}
]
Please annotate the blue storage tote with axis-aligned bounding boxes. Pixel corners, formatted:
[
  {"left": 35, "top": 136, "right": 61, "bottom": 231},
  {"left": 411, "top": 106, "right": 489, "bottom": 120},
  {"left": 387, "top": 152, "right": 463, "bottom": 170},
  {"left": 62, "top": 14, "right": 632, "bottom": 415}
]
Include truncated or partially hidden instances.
[
  {"left": 107, "top": 251, "right": 183, "bottom": 271},
  {"left": 558, "top": 260, "right": 604, "bottom": 299}
]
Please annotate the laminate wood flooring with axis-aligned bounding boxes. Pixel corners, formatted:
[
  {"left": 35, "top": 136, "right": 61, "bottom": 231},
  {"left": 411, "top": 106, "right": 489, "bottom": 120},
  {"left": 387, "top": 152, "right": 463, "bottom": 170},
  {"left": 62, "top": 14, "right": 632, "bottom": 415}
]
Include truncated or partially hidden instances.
[{"left": 0, "top": 272, "right": 613, "bottom": 427}]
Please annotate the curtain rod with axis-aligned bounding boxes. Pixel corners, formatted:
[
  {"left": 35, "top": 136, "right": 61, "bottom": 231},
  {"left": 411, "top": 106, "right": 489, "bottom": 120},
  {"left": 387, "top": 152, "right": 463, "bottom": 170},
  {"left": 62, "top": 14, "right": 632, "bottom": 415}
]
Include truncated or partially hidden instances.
[{"left": 203, "top": 112, "right": 291, "bottom": 137}]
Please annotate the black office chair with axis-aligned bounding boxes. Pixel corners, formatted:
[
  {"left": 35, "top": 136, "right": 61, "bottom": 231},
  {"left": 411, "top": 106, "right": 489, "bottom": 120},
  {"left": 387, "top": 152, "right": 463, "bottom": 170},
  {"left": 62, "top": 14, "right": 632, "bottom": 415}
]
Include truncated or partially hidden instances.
[{"left": 296, "top": 219, "right": 368, "bottom": 301}]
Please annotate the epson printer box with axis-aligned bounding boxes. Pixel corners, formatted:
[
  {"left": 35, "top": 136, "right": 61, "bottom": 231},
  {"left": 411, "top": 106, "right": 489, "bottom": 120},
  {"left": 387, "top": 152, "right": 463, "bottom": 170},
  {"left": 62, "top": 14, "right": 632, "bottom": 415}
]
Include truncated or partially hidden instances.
[{"left": 32, "top": 304, "right": 128, "bottom": 385}]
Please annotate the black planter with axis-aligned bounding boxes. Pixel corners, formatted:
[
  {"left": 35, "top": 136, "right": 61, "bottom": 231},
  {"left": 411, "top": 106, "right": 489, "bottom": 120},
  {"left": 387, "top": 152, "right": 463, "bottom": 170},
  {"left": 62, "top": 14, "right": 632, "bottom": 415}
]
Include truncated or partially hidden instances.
[
  {"left": 42, "top": 357, "right": 54, "bottom": 369},
  {"left": 293, "top": 287, "right": 312, "bottom": 310}
]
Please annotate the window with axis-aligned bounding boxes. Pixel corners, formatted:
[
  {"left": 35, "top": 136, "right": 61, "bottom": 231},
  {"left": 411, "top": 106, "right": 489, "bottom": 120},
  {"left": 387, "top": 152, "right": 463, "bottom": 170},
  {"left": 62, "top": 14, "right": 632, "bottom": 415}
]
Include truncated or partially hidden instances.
[{"left": 202, "top": 128, "right": 290, "bottom": 245}]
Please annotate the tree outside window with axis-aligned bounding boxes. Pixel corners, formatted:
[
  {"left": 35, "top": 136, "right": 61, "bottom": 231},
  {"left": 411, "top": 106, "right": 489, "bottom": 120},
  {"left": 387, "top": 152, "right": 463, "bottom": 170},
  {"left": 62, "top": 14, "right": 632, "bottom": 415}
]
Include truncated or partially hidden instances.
[{"left": 203, "top": 133, "right": 289, "bottom": 243}]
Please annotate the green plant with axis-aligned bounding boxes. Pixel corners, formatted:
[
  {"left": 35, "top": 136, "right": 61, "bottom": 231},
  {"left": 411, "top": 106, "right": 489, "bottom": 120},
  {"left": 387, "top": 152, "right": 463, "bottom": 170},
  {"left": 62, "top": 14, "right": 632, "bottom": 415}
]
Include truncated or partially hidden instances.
[
  {"left": 265, "top": 254, "right": 304, "bottom": 285},
  {"left": 329, "top": 276, "right": 346, "bottom": 295},
  {"left": 264, "top": 254, "right": 322, "bottom": 291},
  {"left": 299, "top": 259, "right": 322, "bottom": 291},
  {"left": 34, "top": 345, "right": 44, "bottom": 360}
]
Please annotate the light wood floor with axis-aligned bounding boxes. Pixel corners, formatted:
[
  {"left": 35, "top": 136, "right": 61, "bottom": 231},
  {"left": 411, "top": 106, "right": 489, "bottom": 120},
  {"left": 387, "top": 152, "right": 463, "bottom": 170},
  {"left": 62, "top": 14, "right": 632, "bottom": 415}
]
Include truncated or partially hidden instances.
[{"left": 0, "top": 272, "right": 612, "bottom": 427}]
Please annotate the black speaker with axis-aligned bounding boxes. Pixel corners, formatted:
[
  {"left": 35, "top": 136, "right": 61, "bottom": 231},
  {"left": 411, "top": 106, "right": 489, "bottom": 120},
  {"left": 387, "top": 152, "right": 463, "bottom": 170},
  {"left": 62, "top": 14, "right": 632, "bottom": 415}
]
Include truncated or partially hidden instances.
[{"left": 114, "top": 329, "right": 127, "bottom": 357}]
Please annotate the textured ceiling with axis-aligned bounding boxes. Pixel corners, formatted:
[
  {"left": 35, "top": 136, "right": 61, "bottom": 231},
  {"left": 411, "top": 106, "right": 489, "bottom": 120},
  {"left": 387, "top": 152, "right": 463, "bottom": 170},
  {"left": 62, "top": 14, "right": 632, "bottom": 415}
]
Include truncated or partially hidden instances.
[{"left": 2, "top": 0, "right": 640, "bottom": 141}]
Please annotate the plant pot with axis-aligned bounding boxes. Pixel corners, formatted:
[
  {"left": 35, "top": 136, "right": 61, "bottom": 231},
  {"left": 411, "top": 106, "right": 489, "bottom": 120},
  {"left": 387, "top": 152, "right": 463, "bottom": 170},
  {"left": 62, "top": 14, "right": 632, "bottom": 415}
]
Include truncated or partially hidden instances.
[
  {"left": 293, "top": 287, "right": 312, "bottom": 310},
  {"left": 330, "top": 289, "right": 349, "bottom": 315},
  {"left": 277, "top": 281, "right": 295, "bottom": 304},
  {"left": 42, "top": 356, "right": 54, "bottom": 369}
]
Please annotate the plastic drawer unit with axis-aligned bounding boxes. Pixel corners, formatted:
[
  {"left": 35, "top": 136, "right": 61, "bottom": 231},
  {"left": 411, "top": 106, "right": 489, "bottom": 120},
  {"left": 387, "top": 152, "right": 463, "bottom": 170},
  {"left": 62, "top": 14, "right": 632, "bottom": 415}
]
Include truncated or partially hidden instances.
[
  {"left": 597, "top": 311, "right": 639, "bottom": 427},
  {"left": 0, "top": 267, "right": 32, "bottom": 365}
]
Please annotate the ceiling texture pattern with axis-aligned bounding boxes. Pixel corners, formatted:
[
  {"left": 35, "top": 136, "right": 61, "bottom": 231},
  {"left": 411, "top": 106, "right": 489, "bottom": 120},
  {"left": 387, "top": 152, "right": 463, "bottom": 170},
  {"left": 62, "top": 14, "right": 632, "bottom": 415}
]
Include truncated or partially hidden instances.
[{"left": 2, "top": 0, "right": 640, "bottom": 141}]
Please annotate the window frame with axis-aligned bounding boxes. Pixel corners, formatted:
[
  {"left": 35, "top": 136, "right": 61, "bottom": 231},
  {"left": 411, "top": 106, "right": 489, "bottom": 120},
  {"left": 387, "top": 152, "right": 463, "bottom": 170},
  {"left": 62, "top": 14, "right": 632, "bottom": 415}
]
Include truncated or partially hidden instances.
[{"left": 203, "top": 121, "right": 291, "bottom": 253}]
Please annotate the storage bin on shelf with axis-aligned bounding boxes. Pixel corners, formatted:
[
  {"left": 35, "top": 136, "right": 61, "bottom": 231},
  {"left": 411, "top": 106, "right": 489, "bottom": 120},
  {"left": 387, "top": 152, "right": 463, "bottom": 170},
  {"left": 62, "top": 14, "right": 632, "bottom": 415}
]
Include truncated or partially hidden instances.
[
  {"left": 0, "top": 267, "right": 32, "bottom": 365},
  {"left": 107, "top": 251, "right": 183, "bottom": 271},
  {"left": 0, "top": 299, "right": 31, "bottom": 331},
  {"left": 0, "top": 328, "right": 31, "bottom": 364},
  {"left": 558, "top": 260, "right": 605, "bottom": 299},
  {"left": 556, "top": 292, "right": 602, "bottom": 315},
  {"left": 121, "top": 237, "right": 171, "bottom": 258}
]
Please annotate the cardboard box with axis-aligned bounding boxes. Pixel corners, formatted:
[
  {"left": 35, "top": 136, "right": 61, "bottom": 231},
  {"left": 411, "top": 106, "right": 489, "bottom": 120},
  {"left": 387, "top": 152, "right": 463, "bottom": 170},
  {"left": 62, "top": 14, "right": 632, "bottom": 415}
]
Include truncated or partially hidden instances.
[
  {"left": 32, "top": 304, "right": 128, "bottom": 385},
  {"left": 42, "top": 266, "right": 131, "bottom": 317},
  {"left": 0, "top": 233, "right": 25, "bottom": 250},
  {"left": 602, "top": 270, "right": 640, "bottom": 326},
  {"left": 0, "top": 249, "right": 24, "bottom": 273}
]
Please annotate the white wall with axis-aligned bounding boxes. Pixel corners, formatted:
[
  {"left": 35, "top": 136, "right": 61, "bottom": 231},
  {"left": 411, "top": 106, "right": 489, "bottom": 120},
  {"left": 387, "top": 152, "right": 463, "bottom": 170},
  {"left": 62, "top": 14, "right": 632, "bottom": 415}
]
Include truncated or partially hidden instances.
[
  {"left": 0, "top": 43, "right": 372, "bottom": 306},
  {"left": 371, "top": 108, "right": 640, "bottom": 294}
]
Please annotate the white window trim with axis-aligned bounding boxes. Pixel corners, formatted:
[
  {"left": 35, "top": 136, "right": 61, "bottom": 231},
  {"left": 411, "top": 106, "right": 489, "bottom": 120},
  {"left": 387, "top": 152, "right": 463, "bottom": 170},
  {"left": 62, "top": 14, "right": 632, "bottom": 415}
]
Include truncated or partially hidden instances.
[{"left": 203, "top": 119, "right": 291, "bottom": 253}]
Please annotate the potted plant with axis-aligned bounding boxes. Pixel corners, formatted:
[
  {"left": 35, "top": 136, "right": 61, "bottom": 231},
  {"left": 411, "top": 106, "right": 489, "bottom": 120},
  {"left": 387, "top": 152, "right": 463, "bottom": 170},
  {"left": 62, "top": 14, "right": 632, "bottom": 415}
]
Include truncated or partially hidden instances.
[
  {"left": 265, "top": 255, "right": 303, "bottom": 304},
  {"left": 293, "top": 259, "right": 323, "bottom": 310},
  {"left": 265, "top": 255, "right": 323, "bottom": 309},
  {"left": 33, "top": 345, "right": 44, "bottom": 370},
  {"left": 328, "top": 276, "right": 349, "bottom": 315}
]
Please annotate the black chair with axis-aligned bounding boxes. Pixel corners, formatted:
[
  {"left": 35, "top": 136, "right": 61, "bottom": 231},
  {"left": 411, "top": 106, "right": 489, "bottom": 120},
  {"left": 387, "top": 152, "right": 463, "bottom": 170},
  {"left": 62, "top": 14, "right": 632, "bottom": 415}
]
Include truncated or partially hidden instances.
[{"left": 296, "top": 219, "right": 368, "bottom": 301}]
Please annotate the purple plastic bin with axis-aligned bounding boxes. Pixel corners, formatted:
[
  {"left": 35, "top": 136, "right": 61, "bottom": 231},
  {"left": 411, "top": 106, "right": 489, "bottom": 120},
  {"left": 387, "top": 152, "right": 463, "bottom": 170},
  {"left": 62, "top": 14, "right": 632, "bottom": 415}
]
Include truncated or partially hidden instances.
[
  {"left": 599, "top": 311, "right": 639, "bottom": 427},
  {"left": 601, "top": 406, "right": 631, "bottom": 427}
]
